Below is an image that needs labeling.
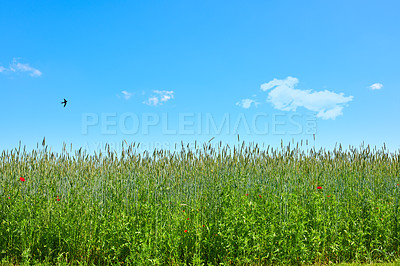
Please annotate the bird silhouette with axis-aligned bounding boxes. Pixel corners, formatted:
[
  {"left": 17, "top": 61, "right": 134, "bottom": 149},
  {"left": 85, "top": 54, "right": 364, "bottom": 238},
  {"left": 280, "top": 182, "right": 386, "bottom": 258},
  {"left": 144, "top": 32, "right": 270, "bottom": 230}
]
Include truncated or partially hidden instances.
[{"left": 61, "top": 99, "right": 67, "bottom": 107}]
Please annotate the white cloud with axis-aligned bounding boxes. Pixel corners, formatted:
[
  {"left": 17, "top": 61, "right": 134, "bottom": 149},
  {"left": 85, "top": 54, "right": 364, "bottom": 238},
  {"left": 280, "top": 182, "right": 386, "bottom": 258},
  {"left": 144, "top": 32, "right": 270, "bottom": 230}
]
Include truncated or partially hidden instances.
[
  {"left": 261, "top": 76, "right": 299, "bottom": 92},
  {"left": 121, "top": 90, "right": 133, "bottom": 100},
  {"left": 145, "top": 97, "right": 159, "bottom": 106},
  {"left": 260, "top": 76, "right": 353, "bottom": 120},
  {"left": 0, "top": 58, "right": 42, "bottom": 77},
  {"left": 10, "top": 58, "right": 42, "bottom": 77},
  {"left": 236, "top": 99, "right": 259, "bottom": 109},
  {"left": 154, "top": 90, "right": 174, "bottom": 102},
  {"left": 144, "top": 90, "right": 174, "bottom": 106},
  {"left": 369, "top": 83, "right": 383, "bottom": 90}
]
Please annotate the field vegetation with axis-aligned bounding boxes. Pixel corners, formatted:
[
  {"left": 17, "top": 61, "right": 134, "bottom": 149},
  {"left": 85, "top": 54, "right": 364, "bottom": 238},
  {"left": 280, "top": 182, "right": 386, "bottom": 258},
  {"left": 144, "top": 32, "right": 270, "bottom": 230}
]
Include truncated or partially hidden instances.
[{"left": 1, "top": 140, "right": 400, "bottom": 265}]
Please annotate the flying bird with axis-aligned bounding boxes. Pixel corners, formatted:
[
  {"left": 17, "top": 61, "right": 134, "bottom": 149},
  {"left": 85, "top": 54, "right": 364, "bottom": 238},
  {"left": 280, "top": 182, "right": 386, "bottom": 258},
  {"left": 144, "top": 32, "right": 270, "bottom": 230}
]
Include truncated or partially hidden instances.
[{"left": 61, "top": 99, "right": 67, "bottom": 107}]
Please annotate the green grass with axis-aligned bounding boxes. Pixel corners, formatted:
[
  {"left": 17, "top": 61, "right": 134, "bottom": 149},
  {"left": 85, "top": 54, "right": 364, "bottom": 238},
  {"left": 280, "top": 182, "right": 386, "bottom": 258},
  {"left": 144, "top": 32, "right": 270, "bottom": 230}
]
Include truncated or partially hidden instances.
[{"left": 0, "top": 140, "right": 399, "bottom": 265}]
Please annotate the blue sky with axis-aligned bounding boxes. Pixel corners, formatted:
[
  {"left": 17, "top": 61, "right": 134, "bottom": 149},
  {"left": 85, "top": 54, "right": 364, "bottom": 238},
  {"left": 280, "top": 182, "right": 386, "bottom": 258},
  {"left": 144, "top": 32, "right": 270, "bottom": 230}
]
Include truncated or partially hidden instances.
[{"left": 1, "top": 0, "right": 399, "bottom": 154}]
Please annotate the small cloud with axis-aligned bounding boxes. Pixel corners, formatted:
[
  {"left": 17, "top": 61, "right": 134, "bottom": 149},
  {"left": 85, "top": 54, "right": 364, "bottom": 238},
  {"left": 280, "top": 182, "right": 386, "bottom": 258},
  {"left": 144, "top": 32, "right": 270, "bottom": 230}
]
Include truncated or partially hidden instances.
[
  {"left": 146, "top": 97, "right": 159, "bottom": 106},
  {"left": 261, "top": 76, "right": 299, "bottom": 92},
  {"left": 144, "top": 90, "right": 174, "bottom": 106},
  {"left": 0, "top": 58, "right": 42, "bottom": 77},
  {"left": 369, "top": 83, "right": 383, "bottom": 90},
  {"left": 154, "top": 90, "right": 174, "bottom": 102},
  {"left": 236, "top": 99, "right": 259, "bottom": 109},
  {"left": 10, "top": 58, "right": 42, "bottom": 77},
  {"left": 259, "top": 76, "right": 353, "bottom": 120},
  {"left": 121, "top": 90, "right": 133, "bottom": 100}
]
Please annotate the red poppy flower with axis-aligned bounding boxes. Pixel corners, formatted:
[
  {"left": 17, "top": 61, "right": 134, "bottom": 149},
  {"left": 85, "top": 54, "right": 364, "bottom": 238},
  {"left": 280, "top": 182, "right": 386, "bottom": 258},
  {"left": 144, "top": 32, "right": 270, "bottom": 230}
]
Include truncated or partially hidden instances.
[
  {"left": 327, "top": 195, "right": 331, "bottom": 197},
  {"left": 20, "top": 177, "right": 25, "bottom": 182},
  {"left": 259, "top": 195, "right": 261, "bottom": 198},
  {"left": 202, "top": 225, "right": 205, "bottom": 227},
  {"left": 184, "top": 230, "right": 188, "bottom": 233},
  {"left": 8, "top": 197, "right": 11, "bottom": 199},
  {"left": 317, "top": 186, "right": 322, "bottom": 190},
  {"left": 245, "top": 194, "right": 248, "bottom": 196},
  {"left": 187, "top": 218, "right": 189, "bottom": 220}
]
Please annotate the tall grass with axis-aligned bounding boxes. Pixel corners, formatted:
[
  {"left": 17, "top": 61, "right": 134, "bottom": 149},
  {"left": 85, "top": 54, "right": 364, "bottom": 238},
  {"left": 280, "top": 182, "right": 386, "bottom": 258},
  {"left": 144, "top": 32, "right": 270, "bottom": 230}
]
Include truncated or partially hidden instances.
[{"left": 0, "top": 140, "right": 399, "bottom": 265}]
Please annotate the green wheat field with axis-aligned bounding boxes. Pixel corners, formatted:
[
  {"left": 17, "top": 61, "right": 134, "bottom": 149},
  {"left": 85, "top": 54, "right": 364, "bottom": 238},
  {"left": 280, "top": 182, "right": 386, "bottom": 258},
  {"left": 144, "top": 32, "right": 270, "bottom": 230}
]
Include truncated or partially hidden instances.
[{"left": 1, "top": 140, "right": 400, "bottom": 265}]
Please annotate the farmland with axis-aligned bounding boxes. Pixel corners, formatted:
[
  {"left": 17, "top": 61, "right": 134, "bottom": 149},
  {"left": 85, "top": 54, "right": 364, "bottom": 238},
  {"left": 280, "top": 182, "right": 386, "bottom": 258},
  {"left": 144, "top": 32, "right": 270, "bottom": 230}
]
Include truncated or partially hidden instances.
[{"left": 1, "top": 141, "right": 400, "bottom": 265}]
